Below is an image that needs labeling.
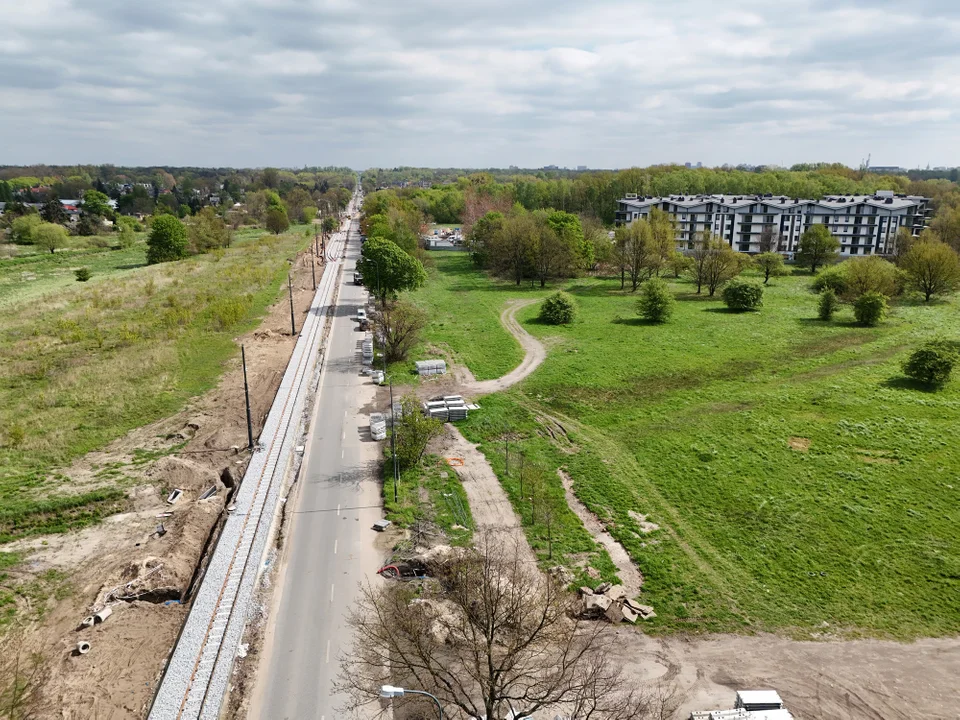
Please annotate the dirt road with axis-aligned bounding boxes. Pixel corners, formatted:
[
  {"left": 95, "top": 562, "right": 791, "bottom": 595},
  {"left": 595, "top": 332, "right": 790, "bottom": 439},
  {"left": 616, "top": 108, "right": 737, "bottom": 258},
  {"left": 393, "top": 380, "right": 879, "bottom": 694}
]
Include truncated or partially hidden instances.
[{"left": 462, "top": 298, "right": 546, "bottom": 396}]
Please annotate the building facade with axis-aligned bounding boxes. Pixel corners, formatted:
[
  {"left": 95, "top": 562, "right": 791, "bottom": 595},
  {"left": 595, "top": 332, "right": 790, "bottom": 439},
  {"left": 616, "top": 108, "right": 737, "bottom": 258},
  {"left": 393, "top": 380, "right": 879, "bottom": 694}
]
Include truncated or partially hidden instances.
[{"left": 615, "top": 192, "right": 930, "bottom": 256}]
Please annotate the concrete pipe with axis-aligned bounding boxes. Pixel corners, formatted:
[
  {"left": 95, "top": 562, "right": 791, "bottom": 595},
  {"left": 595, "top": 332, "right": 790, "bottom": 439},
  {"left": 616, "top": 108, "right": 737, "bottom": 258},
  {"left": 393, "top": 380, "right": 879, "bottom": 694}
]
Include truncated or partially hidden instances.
[
  {"left": 94, "top": 607, "right": 112, "bottom": 623},
  {"left": 79, "top": 616, "right": 95, "bottom": 629},
  {"left": 76, "top": 641, "right": 91, "bottom": 655}
]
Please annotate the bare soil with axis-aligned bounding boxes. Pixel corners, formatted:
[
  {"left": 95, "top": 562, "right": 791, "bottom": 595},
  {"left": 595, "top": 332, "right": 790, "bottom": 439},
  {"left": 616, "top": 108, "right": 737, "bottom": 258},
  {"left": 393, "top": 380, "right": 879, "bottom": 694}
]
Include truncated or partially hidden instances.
[
  {"left": 462, "top": 298, "right": 545, "bottom": 396},
  {"left": 3, "top": 247, "right": 325, "bottom": 719}
]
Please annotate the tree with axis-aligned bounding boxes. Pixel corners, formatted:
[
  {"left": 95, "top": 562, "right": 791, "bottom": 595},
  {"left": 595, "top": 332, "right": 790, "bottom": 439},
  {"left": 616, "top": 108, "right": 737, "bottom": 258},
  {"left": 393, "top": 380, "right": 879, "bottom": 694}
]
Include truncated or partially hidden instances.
[
  {"left": 853, "top": 291, "right": 888, "bottom": 326},
  {"left": 812, "top": 265, "right": 848, "bottom": 295},
  {"left": 244, "top": 190, "right": 268, "bottom": 221},
  {"left": 40, "top": 196, "right": 69, "bottom": 225},
  {"left": 758, "top": 226, "right": 780, "bottom": 253},
  {"left": 392, "top": 395, "right": 444, "bottom": 471},
  {"left": 892, "top": 226, "right": 915, "bottom": 263},
  {"left": 301, "top": 205, "right": 317, "bottom": 225},
  {"left": 539, "top": 291, "right": 577, "bottom": 325},
  {"left": 614, "top": 220, "right": 657, "bottom": 291},
  {"left": 146, "top": 215, "right": 187, "bottom": 264},
  {"left": 692, "top": 233, "right": 744, "bottom": 296},
  {"left": 900, "top": 238, "right": 960, "bottom": 301},
  {"left": 338, "top": 533, "right": 665, "bottom": 720},
  {"left": 547, "top": 210, "right": 590, "bottom": 271},
  {"left": 754, "top": 252, "right": 788, "bottom": 284},
  {"left": 10, "top": 214, "right": 42, "bottom": 245},
  {"left": 283, "top": 186, "right": 313, "bottom": 222},
  {"left": 636, "top": 278, "right": 674, "bottom": 323},
  {"left": 843, "top": 256, "right": 899, "bottom": 299},
  {"left": 528, "top": 213, "right": 574, "bottom": 288},
  {"left": 33, "top": 222, "right": 68, "bottom": 254},
  {"left": 930, "top": 204, "right": 960, "bottom": 251},
  {"left": 261, "top": 167, "right": 279, "bottom": 189},
  {"left": 647, "top": 207, "right": 676, "bottom": 275},
  {"left": 491, "top": 211, "right": 535, "bottom": 285},
  {"left": 372, "top": 301, "right": 428, "bottom": 363},
  {"left": 796, "top": 225, "right": 840, "bottom": 273},
  {"left": 903, "top": 340, "right": 958, "bottom": 387},
  {"left": 818, "top": 288, "right": 840, "bottom": 320},
  {"left": 188, "top": 207, "right": 232, "bottom": 253},
  {"left": 466, "top": 210, "right": 504, "bottom": 268},
  {"left": 117, "top": 224, "right": 136, "bottom": 249},
  {"left": 357, "top": 237, "right": 427, "bottom": 306},
  {"left": 79, "top": 189, "right": 113, "bottom": 220},
  {"left": 722, "top": 279, "right": 763, "bottom": 311},
  {"left": 321, "top": 215, "right": 338, "bottom": 236},
  {"left": 265, "top": 206, "right": 290, "bottom": 235},
  {"left": 667, "top": 251, "right": 692, "bottom": 279}
]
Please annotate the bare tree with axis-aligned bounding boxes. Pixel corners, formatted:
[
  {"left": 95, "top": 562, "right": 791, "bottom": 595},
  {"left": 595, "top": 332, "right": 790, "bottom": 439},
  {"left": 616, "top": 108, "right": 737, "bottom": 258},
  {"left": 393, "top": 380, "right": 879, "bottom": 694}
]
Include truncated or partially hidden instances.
[
  {"left": 491, "top": 213, "right": 535, "bottom": 286},
  {"left": 614, "top": 221, "right": 657, "bottom": 291},
  {"left": 338, "top": 534, "right": 665, "bottom": 720},
  {"left": 758, "top": 226, "right": 780, "bottom": 253},
  {"left": 0, "top": 630, "right": 52, "bottom": 720},
  {"left": 688, "top": 232, "right": 745, "bottom": 296}
]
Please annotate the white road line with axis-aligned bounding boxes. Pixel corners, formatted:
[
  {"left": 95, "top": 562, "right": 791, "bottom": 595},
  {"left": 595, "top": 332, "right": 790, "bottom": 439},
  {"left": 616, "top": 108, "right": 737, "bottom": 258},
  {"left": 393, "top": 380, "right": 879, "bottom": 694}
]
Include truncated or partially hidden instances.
[
  {"left": 341, "top": 431, "right": 345, "bottom": 440},
  {"left": 330, "top": 584, "right": 335, "bottom": 603},
  {"left": 336, "top": 503, "right": 341, "bottom": 516},
  {"left": 325, "top": 640, "right": 331, "bottom": 664},
  {"left": 341, "top": 448, "right": 345, "bottom": 459},
  {"left": 333, "top": 539, "right": 338, "bottom": 554}
]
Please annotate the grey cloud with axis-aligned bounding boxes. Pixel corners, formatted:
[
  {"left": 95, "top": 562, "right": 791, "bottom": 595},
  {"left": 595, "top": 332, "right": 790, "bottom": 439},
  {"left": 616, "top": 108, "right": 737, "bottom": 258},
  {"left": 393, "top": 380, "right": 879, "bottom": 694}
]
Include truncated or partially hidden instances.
[{"left": 1, "top": 0, "right": 959, "bottom": 168}]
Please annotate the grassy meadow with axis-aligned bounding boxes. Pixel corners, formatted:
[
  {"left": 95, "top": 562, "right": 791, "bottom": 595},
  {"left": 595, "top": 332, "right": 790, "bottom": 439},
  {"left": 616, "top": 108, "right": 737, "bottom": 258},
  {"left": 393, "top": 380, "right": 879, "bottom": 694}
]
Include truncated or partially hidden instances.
[
  {"left": 0, "top": 227, "right": 307, "bottom": 542},
  {"left": 414, "top": 252, "right": 960, "bottom": 638}
]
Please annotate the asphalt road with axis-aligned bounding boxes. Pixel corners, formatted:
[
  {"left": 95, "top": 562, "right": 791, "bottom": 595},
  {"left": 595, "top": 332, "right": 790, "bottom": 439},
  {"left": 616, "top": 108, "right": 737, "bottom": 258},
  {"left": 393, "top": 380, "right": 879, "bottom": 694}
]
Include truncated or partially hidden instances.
[{"left": 252, "top": 215, "right": 385, "bottom": 720}]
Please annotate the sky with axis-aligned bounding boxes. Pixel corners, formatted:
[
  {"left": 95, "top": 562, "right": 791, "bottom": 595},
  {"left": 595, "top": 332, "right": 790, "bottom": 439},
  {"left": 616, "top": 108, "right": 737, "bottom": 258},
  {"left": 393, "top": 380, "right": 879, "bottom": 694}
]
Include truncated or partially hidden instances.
[{"left": 2, "top": 0, "right": 959, "bottom": 170}]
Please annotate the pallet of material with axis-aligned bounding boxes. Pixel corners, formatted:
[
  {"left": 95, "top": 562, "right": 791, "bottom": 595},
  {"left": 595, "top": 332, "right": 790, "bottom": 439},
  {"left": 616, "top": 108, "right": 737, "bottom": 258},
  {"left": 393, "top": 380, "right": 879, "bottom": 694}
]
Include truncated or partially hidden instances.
[{"left": 415, "top": 359, "right": 447, "bottom": 376}]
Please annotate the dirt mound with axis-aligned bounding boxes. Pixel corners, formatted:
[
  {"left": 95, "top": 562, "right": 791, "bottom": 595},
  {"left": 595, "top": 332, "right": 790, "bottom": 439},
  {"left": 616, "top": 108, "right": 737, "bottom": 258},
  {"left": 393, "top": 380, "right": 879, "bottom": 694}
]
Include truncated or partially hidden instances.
[{"left": 144, "top": 455, "right": 221, "bottom": 495}]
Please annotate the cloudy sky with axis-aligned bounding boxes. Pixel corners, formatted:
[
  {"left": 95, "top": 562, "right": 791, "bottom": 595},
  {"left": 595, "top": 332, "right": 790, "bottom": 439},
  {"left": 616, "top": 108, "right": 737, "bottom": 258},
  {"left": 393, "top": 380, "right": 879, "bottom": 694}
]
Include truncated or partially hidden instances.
[{"left": 2, "top": 0, "right": 959, "bottom": 169}]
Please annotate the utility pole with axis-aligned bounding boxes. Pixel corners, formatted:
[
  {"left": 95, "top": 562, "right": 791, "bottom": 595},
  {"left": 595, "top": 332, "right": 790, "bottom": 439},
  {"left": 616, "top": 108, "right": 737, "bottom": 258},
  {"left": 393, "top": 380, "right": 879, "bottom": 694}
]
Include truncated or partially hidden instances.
[
  {"left": 287, "top": 273, "right": 296, "bottom": 335},
  {"left": 242, "top": 345, "right": 254, "bottom": 450},
  {"left": 390, "top": 381, "right": 398, "bottom": 503},
  {"left": 310, "top": 251, "right": 316, "bottom": 290}
]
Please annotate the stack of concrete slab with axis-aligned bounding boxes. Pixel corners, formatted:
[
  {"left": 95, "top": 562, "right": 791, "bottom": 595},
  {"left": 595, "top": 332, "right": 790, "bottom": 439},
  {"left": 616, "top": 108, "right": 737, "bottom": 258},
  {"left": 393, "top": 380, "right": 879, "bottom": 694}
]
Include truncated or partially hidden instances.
[
  {"left": 422, "top": 395, "right": 471, "bottom": 422},
  {"left": 578, "top": 583, "right": 655, "bottom": 623},
  {"left": 370, "top": 412, "right": 387, "bottom": 441},
  {"left": 361, "top": 333, "right": 374, "bottom": 365},
  {"left": 415, "top": 359, "right": 446, "bottom": 376}
]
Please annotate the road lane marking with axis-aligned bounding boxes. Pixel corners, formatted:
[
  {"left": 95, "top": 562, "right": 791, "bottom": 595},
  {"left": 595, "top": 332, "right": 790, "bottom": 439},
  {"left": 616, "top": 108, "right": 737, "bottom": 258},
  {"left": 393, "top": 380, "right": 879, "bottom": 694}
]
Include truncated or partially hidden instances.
[
  {"left": 325, "top": 639, "right": 331, "bottom": 664},
  {"left": 334, "top": 539, "right": 338, "bottom": 554},
  {"left": 341, "top": 449, "right": 345, "bottom": 459},
  {"left": 330, "top": 584, "right": 335, "bottom": 603},
  {"left": 342, "top": 431, "right": 345, "bottom": 440},
  {"left": 337, "top": 503, "right": 341, "bottom": 516}
]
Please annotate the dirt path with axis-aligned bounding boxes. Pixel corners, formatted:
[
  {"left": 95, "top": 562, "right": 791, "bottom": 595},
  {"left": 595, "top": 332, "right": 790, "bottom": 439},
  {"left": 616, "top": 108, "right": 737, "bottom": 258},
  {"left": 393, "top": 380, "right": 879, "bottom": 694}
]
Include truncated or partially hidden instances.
[
  {"left": 439, "top": 427, "right": 536, "bottom": 565},
  {"left": 558, "top": 470, "right": 644, "bottom": 598},
  {"left": 462, "top": 298, "right": 545, "bottom": 396}
]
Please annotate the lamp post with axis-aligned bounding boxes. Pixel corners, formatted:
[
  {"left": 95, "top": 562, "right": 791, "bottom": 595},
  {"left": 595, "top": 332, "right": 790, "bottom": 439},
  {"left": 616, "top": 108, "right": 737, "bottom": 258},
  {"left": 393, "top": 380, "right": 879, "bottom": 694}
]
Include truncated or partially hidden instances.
[{"left": 380, "top": 685, "right": 443, "bottom": 719}]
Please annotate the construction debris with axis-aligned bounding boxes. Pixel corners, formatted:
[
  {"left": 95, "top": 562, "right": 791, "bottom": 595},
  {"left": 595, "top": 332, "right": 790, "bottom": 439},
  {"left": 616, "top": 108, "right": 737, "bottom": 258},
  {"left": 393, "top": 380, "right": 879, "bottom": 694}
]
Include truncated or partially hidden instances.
[
  {"left": 422, "top": 395, "right": 477, "bottom": 422},
  {"left": 166, "top": 489, "right": 183, "bottom": 505},
  {"left": 369, "top": 413, "right": 387, "bottom": 441},
  {"left": 578, "top": 582, "right": 655, "bottom": 623}
]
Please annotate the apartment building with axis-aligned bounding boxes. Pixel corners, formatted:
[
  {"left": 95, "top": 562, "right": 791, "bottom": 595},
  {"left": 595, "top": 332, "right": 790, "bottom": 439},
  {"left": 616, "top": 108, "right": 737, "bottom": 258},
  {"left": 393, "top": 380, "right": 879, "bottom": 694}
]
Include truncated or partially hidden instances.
[{"left": 615, "top": 191, "right": 930, "bottom": 256}]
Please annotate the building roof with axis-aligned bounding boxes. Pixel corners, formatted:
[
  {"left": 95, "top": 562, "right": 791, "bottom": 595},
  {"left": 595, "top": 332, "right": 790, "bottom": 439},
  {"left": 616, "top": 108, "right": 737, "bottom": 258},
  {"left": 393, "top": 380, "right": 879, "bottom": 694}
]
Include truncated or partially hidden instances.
[{"left": 619, "top": 193, "right": 928, "bottom": 212}]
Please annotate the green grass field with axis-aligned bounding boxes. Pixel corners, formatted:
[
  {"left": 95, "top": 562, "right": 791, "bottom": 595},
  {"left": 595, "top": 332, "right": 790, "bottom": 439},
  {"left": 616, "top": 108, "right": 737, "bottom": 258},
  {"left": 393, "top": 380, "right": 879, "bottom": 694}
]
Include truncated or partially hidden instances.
[
  {"left": 0, "top": 228, "right": 305, "bottom": 542},
  {"left": 416, "top": 252, "right": 960, "bottom": 638}
]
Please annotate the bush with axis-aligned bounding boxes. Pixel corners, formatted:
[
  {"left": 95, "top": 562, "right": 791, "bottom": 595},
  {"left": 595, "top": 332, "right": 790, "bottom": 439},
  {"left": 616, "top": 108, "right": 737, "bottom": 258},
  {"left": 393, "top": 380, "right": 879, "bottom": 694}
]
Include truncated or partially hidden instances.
[
  {"left": 146, "top": 215, "right": 188, "bottom": 265},
  {"left": 844, "top": 256, "right": 900, "bottom": 299},
  {"left": 721, "top": 279, "right": 763, "bottom": 311},
  {"left": 853, "top": 291, "right": 888, "bottom": 326},
  {"left": 902, "top": 340, "right": 958, "bottom": 387},
  {"left": 635, "top": 278, "right": 674, "bottom": 323},
  {"left": 539, "top": 291, "right": 577, "bottom": 325},
  {"left": 812, "top": 265, "right": 848, "bottom": 295},
  {"left": 817, "top": 288, "right": 840, "bottom": 320},
  {"left": 74, "top": 267, "right": 91, "bottom": 282}
]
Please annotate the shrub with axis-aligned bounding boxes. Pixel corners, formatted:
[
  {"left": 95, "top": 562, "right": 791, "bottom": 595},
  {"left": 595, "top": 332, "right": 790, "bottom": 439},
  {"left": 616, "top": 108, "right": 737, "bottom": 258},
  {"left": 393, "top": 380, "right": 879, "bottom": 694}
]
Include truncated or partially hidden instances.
[
  {"left": 10, "top": 214, "right": 41, "bottom": 245},
  {"left": 902, "top": 340, "right": 958, "bottom": 387},
  {"left": 812, "top": 265, "right": 848, "bottom": 295},
  {"left": 853, "top": 291, "right": 888, "bottom": 326},
  {"left": 844, "top": 256, "right": 899, "bottom": 299},
  {"left": 146, "top": 215, "right": 188, "bottom": 265},
  {"left": 539, "top": 291, "right": 577, "bottom": 325},
  {"left": 722, "top": 279, "right": 763, "bottom": 311},
  {"left": 817, "top": 288, "right": 840, "bottom": 320},
  {"left": 636, "top": 278, "right": 674, "bottom": 323},
  {"left": 74, "top": 267, "right": 91, "bottom": 282}
]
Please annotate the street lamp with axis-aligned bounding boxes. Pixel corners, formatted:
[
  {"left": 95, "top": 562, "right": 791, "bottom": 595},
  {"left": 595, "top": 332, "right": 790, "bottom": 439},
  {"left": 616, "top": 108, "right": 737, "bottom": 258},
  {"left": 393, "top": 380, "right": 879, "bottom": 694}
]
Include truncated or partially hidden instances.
[{"left": 380, "top": 685, "right": 443, "bottom": 719}]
